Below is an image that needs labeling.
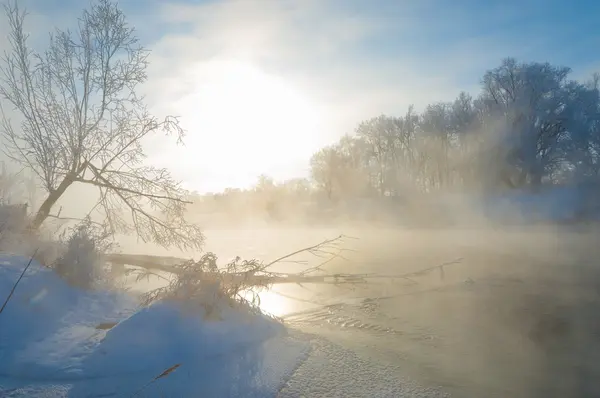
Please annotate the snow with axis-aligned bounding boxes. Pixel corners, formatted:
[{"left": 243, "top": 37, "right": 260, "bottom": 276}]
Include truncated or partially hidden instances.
[
  {"left": 0, "top": 255, "right": 135, "bottom": 378},
  {"left": 69, "top": 303, "right": 309, "bottom": 397},
  {"left": 0, "top": 253, "right": 448, "bottom": 397},
  {"left": 0, "top": 254, "right": 308, "bottom": 397},
  {"left": 278, "top": 337, "right": 448, "bottom": 398}
]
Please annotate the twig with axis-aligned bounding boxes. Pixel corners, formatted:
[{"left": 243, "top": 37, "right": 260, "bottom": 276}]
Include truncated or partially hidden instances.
[
  {"left": 299, "top": 253, "right": 344, "bottom": 276},
  {"left": 271, "top": 290, "right": 329, "bottom": 306},
  {"left": 0, "top": 249, "right": 38, "bottom": 316},
  {"left": 366, "top": 278, "right": 475, "bottom": 302},
  {"left": 129, "top": 363, "right": 181, "bottom": 397},
  {"left": 260, "top": 235, "right": 351, "bottom": 272},
  {"left": 356, "top": 258, "right": 462, "bottom": 280},
  {"left": 46, "top": 213, "right": 105, "bottom": 228},
  {"left": 126, "top": 268, "right": 172, "bottom": 284}
]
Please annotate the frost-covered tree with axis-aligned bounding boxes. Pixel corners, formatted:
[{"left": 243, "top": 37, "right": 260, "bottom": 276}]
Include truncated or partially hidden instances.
[
  {"left": 306, "top": 58, "right": 600, "bottom": 197},
  {"left": 310, "top": 146, "right": 343, "bottom": 200},
  {"left": 481, "top": 58, "right": 574, "bottom": 188},
  {"left": 0, "top": 0, "right": 203, "bottom": 249}
]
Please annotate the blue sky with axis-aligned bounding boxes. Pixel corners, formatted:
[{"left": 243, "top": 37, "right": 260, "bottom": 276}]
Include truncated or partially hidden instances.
[
  {"left": 2, "top": 0, "right": 600, "bottom": 192},
  {"left": 15, "top": 0, "right": 600, "bottom": 99}
]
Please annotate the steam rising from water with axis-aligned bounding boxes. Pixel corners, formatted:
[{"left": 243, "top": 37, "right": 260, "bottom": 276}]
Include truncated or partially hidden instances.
[{"left": 121, "top": 222, "right": 600, "bottom": 397}]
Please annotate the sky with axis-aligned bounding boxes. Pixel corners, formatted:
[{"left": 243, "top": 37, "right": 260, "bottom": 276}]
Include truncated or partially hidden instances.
[{"left": 1, "top": 0, "right": 600, "bottom": 193}]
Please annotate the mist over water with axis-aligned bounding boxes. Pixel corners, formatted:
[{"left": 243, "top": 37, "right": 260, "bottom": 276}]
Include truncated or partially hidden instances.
[
  {"left": 119, "top": 217, "right": 600, "bottom": 397},
  {"left": 285, "top": 225, "right": 600, "bottom": 398}
]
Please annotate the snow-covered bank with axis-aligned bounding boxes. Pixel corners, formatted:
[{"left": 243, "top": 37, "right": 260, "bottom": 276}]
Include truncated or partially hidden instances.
[
  {"left": 0, "top": 254, "right": 137, "bottom": 378},
  {"left": 0, "top": 253, "right": 450, "bottom": 397},
  {"left": 69, "top": 303, "right": 309, "bottom": 397},
  {"left": 0, "top": 254, "right": 309, "bottom": 397}
]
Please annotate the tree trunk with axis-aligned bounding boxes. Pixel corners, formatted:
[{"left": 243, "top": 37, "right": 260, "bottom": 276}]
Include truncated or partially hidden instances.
[{"left": 28, "top": 174, "right": 75, "bottom": 230}]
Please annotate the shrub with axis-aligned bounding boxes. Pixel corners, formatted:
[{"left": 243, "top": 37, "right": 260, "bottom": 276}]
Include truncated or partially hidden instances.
[
  {"left": 139, "top": 253, "right": 269, "bottom": 319},
  {"left": 53, "top": 218, "right": 116, "bottom": 290}
]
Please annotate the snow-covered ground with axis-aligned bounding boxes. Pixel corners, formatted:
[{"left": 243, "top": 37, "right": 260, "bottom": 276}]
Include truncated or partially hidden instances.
[{"left": 0, "top": 254, "right": 447, "bottom": 397}]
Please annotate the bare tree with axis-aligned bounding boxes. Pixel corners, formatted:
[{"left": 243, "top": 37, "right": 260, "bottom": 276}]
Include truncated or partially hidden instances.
[
  {"left": 310, "top": 146, "right": 342, "bottom": 200},
  {"left": 0, "top": 0, "right": 203, "bottom": 249},
  {"left": 480, "top": 58, "right": 572, "bottom": 188}
]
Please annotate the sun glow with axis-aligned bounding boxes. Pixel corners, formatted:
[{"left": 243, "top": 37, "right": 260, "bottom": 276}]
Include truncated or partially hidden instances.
[{"left": 165, "top": 59, "right": 325, "bottom": 191}]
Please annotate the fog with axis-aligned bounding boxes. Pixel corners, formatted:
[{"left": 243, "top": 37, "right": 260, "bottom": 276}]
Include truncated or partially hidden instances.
[
  {"left": 111, "top": 204, "right": 600, "bottom": 397},
  {"left": 4, "top": 98, "right": 600, "bottom": 398},
  {"left": 296, "top": 224, "right": 600, "bottom": 397},
  {"left": 1, "top": 1, "right": 600, "bottom": 395}
]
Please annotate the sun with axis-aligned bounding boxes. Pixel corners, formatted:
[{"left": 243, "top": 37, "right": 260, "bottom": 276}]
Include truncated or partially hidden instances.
[{"left": 166, "top": 58, "right": 325, "bottom": 192}]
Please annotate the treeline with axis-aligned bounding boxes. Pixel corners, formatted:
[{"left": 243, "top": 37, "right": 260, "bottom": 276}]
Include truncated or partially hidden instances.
[
  {"left": 188, "top": 58, "right": 600, "bottom": 223},
  {"left": 311, "top": 58, "right": 600, "bottom": 199}
]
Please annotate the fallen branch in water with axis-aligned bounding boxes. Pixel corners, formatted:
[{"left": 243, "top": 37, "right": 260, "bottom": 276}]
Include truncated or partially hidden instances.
[
  {"left": 132, "top": 235, "right": 355, "bottom": 312},
  {"left": 270, "top": 258, "right": 463, "bottom": 308},
  {"left": 123, "top": 235, "right": 462, "bottom": 318}
]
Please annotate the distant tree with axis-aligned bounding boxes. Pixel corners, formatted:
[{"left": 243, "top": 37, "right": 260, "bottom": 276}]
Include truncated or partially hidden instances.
[
  {"left": 0, "top": 0, "right": 203, "bottom": 249},
  {"left": 310, "top": 146, "right": 343, "bottom": 200},
  {"left": 305, "top": 58, "right": 600, "bottom": 197},
  {"left": 254, "top": 174, "right": 276, "bottom": 192},
  {"left": 480, "top": 58, "right": 572, "bottom": 188},
  {"left": 355, "top": 115, "right": 397, "bottom": 196},
  {"left": 418, "top": 103, "right": 453, "bottom": 188},
  {"left": 280, "top": 178, "right": 311, "bottom": 197},
  {"left": 335, "top": 134, "right": 371, "bottom": 196}
]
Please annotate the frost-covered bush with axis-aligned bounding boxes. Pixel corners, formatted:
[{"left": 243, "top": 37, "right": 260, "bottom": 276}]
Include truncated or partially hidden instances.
[
  {"left": 140, "top": 253, "right": 269, "bottom": 319},
  {"left": 139, "top": 235, "right": 348, "bottom": 320},
  {"left": 53, "top": 218, "right": 116, "bottom": 290}
]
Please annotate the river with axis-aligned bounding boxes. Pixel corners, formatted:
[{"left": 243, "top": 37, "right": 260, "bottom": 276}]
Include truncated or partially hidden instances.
[{"left": 124, "top": 225, "right": 600, "bottom": 397}]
